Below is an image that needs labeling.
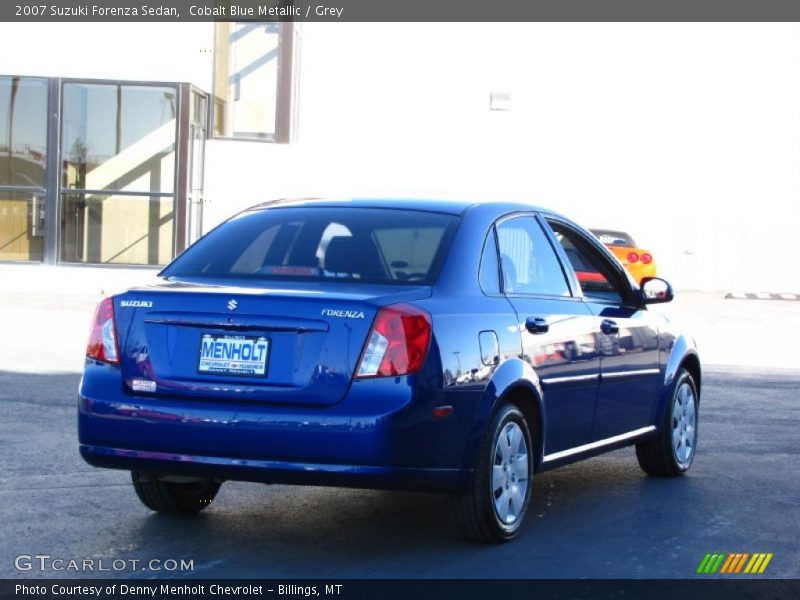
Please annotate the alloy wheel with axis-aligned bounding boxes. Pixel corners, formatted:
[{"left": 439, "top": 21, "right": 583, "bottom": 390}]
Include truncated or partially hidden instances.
[{"left": 671, "top": 381, "right": 697, "bottom": 468}]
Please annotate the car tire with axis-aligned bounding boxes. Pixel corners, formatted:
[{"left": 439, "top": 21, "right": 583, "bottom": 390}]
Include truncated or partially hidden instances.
[
  {"left": 131, "top": 472, "right": 221, "bottom": 514},
  {"left": 452, "top": 403, "right": 534, "bottom": 544},
  {"left": 636, "top": 368, "right": 699, "bottom": 477}
]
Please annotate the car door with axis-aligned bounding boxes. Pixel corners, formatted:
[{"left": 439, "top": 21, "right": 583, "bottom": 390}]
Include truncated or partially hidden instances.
[
  {"left": 494, "top": 214, "right": 601, "bottom": 455},
  {"left": 542, "top": 216, "right": 661, "bottom": 442}
]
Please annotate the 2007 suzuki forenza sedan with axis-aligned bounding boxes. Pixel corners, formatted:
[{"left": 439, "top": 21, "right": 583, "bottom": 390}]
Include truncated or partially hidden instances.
[{"left": 79, "top": 199, "right": 700, "bottom": 543}]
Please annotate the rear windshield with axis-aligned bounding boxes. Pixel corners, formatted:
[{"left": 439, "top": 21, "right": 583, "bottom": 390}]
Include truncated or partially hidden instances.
[
  {"left": 590, "top": 229, "right": 637, "bottom": 248},
  {"left": 163, "top": 207, "right": 459, "bottom": 285}
]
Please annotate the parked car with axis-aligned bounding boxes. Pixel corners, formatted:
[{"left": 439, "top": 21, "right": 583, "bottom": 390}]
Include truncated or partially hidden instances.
[
  {"left": 590, "top": 228, "right": 656, "bottom": 283},
  {"left": 79, "top": 199, "right": 700, "bottom": 543}
]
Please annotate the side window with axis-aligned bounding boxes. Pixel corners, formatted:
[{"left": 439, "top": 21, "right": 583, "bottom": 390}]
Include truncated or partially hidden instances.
[
  {"left": 479, "top": 228, "right": 501, "bottom": 294},
  {"left": 546, "top": 220, "right": 628, "bottom": 304},
  {"left": 496, "top": 216, "right": 571, "bottom": 297}
]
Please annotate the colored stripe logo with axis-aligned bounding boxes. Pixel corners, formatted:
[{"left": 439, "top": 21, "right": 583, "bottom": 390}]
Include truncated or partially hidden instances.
[{"left": 697, "top": 553, "right": 773, "bottom": 574}]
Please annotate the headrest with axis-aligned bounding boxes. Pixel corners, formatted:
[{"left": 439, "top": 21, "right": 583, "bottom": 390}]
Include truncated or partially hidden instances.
[{"left": 325, "top": 236, "right": 383, "bottom": 279}]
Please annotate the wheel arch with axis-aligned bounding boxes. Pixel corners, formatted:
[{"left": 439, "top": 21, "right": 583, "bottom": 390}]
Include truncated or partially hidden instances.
[
  {"left": 463, "top": 357, "right": 546, "bottom": 471},
  {"left": 679, "top": 352, "right": 702, "bottom": 400},
  {"left": 497, "top": 384, "right": 545, "bottom": 469},
  {"left": 656, "top": 334, "right": 701, "bottom": 426},
  {"left": 663, "top": 334, "right": 700, "bottom": 393}
]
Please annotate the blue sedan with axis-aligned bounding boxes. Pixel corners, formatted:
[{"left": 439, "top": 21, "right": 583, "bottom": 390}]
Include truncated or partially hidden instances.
[{"left": 79, "top": 198, "right": 700, "bottom": 543}]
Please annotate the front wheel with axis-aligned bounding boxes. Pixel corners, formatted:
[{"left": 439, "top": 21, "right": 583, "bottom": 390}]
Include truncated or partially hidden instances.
[
  {"left": 452, "top": 404, "right": 534, "bottom": 543},
  {"left": 636, "top": 368, "right": 699, "bottom": 476},
  {"left": 131, "top": 472, "right": 221, "bottom": 514}
]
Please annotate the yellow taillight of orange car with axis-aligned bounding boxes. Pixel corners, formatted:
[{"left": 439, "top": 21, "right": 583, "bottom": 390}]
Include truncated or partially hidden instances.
[{"left": 606, "top": 245, "right": 657, "bottom": 283}]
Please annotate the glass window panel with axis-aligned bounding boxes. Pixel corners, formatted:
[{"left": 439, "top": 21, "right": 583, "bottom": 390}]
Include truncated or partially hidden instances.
[
  {"left": 61, "top": 84, "right": 176, "bottom": 193},
  {"left": 214, "top": 22, "right": 279, "bottom": 139},
  {"left": 496, "top": 216, "right": 571, "bottom": 297},
  {"left": 60, "top": 192, "right": 173, "bottom": 266},
  {"left": 0, "top": 76, "right": 48, "bottom": 187},
  {"left": 0, "top": 191, "right": 45, "bottom": 262},
  {"left": 549, "top": 221, "right": 625, "bottom": 304},
  {"left": 163, "top": 208, "right": 457, "bottom": 285}
]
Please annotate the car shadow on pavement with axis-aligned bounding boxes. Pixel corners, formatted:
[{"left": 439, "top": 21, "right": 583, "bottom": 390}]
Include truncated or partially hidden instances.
[{"left": 123, "top": 455, "right": 684, "bottom": 578}]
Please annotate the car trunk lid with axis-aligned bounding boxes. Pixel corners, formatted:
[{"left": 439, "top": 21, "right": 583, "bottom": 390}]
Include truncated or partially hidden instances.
[{"left": 113, "top": 278, "right": 431, "bottom": 406}]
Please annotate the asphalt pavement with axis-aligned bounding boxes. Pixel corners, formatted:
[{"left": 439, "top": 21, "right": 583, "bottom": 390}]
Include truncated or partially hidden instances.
[{"left": 1, "top": 366, "right": 798, "bottom": 579}]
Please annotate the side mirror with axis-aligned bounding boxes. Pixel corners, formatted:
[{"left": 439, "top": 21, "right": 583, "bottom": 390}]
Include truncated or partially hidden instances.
[{"left": 640, "top": 277, "right": 674, "bottom": 304}]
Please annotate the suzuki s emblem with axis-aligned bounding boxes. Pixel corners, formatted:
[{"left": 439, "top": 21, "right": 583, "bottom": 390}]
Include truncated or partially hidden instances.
[{"left": 227, "top": 299, "right": 238, "bottom": 311}]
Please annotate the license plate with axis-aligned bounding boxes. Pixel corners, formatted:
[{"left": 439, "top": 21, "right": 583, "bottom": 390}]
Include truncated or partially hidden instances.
[{"left": 198, "top": 334, "right": 270, "bottom": 377}]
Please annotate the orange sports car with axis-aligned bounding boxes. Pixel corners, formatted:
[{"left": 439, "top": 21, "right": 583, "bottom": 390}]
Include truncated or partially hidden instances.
[{"left": 590, "top": 229, "right": 656, "bottom": 284}]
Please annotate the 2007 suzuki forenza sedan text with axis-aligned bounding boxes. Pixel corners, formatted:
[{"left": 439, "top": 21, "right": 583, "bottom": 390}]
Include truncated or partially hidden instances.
[{"left": 79, "top": 199, "right": 700, "bottom": 543}]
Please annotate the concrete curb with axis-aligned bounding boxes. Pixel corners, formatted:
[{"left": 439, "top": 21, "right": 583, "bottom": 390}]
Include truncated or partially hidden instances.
[{"left": 725, "top": 292, "right": 800, "bottom": 301}]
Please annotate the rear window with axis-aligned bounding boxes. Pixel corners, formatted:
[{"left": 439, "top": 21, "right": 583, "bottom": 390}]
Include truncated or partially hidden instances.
[
  {"left": 590, "top": 229, "right": 637, "bottom": 247},
  {"left": 163, "top": 207, "right": 459, "bottom": 285}
]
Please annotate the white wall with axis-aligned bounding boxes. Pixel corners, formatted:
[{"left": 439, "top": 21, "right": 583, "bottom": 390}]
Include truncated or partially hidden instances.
[{"left": 204, "top": 23, "right": 800, "bottom": 291}]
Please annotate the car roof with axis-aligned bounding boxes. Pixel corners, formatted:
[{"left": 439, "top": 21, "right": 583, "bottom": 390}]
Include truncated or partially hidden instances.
[
  {"left": 247, "top": 197, "right": 560, "bottom": 218},
  {"left": 590, "top": 228, "right": 632, "bottom": 237}
]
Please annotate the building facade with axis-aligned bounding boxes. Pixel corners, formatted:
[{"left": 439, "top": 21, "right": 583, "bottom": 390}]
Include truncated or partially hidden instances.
[
  {"left": 1, "top": 22, "right": 799, "bottom": 291},
  {"left": 1, "top": 22, "right": 293, "bottom": 267}
]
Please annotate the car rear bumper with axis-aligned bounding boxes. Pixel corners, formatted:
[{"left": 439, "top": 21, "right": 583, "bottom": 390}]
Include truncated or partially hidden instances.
[
  {"left": 79, "top": 444, "right": 464, "bottom": 491},
  {"left": 78, "top": 362, "right": 476, "bottom": 492}
]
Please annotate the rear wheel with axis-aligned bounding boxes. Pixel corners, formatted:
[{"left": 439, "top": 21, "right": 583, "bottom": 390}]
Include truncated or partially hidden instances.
[
  {"left": 131, "top": 472, "right": 221, "bottom": 514},
  {"left": 452, "top": 404, "right": 534, "bottom": 543},
  {"left": 636, "top": 368, "right": 699, "bottom": 476}
]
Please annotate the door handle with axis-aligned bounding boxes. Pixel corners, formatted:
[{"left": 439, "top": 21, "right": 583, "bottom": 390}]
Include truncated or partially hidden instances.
[
  {"left": 525, "top": 317, "right": 549, "bottom": 334},
  {"left": 601, "top": 319, "right": 619, "bottom": 335}
]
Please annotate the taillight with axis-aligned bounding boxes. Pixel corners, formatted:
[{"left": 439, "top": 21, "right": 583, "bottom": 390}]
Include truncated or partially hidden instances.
[
  {"left": 355, "top": 304, "right": 431, "bottom": 378},
  {"left": 627, "top": 252, "right": 639, "bottom": 264},
  {"left": 640, "top": 253, "right": 653, "bottom": 265},
  {"left": 86, "top": 297, "right": 120, "bottom": 365}
]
